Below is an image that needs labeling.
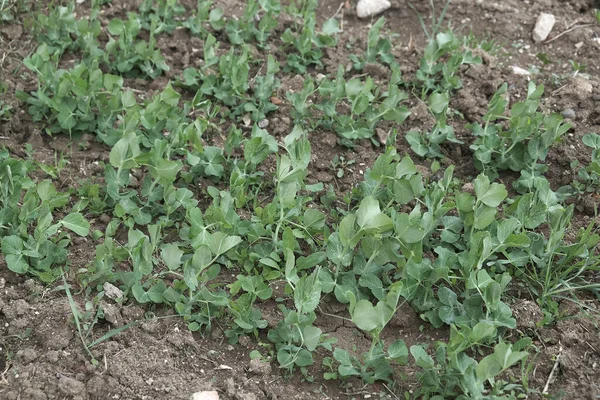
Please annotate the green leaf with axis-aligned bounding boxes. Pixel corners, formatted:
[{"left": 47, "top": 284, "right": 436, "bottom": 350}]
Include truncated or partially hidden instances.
[
  {"left": 5, "top": 254, "right": 29, "bottom": 274},
  {"left": 582, "top": 133, "right": 600, "bottom": 150},
  {"left": 2, "top": 236, "right": 28, "bottom": 274},
  {"left": 209, "top": 232, "right": 242, "bottom": 257},
  {"left": 356, "top": 196, "right": 393, "bottom": 233},
  {"left": 473, "top": 205, "right": 497, "bottom": 230},
  {"left": 107, "top": 18, "right": 124, "bottom": 35},
  {"left": 334, "top": 348, "right": 360, "bottom": 376},
  {"left": 294, "top": 270, "right": 322, "bottom": 314},
  {"left": 474, "top": 174, "right": 507, "bottom": 207},
  {"left": 410, "top": 345, "right": 435, "bottom": 369},
  {"left": 396, "top": 155, "right": 417, "bottom": 178},
  {"left": 469, "top": 321, "right": 496, "bottom": 343},
  {"left": 161, "top": 244, "right": 183, "bottom": 271},
  {"left": 122, "top": 90, "right": 137, "bottom": 108},
  {"left": 322, "top": 18, "right": 340, "bottom": 35},
  {"left": 103, "top": 74, "right": 123, "bottom": 91},
  {"left": 496, "top": 218, "right": 521, "bottom": 244},
  {"left": 326, "top": 232, "right": 352, "bottom": 267},
  {"left": 429, "top": 91, "right": 449, "bottom": 115},
  {"left": 476, "top": 342, "right": 528, "bottom": 382},
  {"left": 303, "top": 209, "right": 326, "bottom": 230},
  {"left": 351, "top": 299, "right": 380, "bottom": 332},
  {"left": 192, "top": 246, "right": 213, "bottom": 272},
  {"left": 159, "top": 83, "right": 181, "bottom": 106},
  {"left": 395, "top": 213, "right": 425, "bottom": 243},
  {"left": 109, "top": 131, "right": 140, "bottom": 170},
  {"left": 294, "top": 349, "right": 314, "bottom": 367},
  {"left": 388, "top": 340, "right": 408, "bottom": 363},
  {"left": 303, "top": 325, "right": 322, "bottom": 351},
  {"left": 2, "top": 235, "right": 24, "bottom": 255},
  {"left": 61, "top": 213, "right": 90, "bottom": 236}
]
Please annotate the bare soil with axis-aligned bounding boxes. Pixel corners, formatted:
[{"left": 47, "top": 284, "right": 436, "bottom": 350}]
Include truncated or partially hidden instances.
[{"left": 1, "top": 0, "right": 599, "bottom": 399}]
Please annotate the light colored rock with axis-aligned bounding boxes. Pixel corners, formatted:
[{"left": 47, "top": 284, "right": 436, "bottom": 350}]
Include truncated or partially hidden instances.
[
  {"left": 509, "top": 66, "right": 531, "bottom": 76},
  {"left": 248, "top": 358, "right": 272, "bottom": 375},
  {"left": 103, "top": 282, "right": 123, "bottom": 300},
  {"left": 532, "top": 13, "right": 555, "bottom": 43},
  {"left": 190, "top": 390, "right": 219, "bottom": 400},
  {"left": 356, "top": 0, "right": 391, "bottom": 18},
  {"left": 101, "top": 302, "right": 122, "bottom": 326},
  {"left": 561, "top": 108, "right": 576, "bottom": 119}
]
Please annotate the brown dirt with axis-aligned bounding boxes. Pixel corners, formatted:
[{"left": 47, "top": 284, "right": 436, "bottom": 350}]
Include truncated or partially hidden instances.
[{"left": 1, "top": 0, "right": 599, "bottom": 399}]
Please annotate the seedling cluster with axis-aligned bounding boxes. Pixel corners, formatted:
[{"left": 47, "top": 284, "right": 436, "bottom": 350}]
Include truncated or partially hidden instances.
[{"left": 1, "top": 0, "right": 598, "bottom": 398}]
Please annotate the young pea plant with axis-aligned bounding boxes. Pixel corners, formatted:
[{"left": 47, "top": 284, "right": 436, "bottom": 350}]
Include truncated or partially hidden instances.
[
  {"left": 139, "top": 0, "right": 185, "bottom": 35},
  {"left": 416, "top": 29, "right": 482, "bottom": 97},
  {"left": 330, "top": 155, "right": 356, "bottom": 178},
  {"left": 316, "top": 65, "right": 410, "bottom": 144},
  {"left": 183, "top": 0, "right": 225, "bottom": 37},
  {"left": 105, "top": 14, "right": 170, "bottom": 79},
  {"left": 18, "top": 44, "right": 126, "bottom": 139},
  {"left": 281, "top": 13, "right": 340, "bottom": 74},
  {"left": 560, "top": 133, "right": 600, "bottom": 197},
  {"left": 349, "top": 17, "right": 396, "bottom": 70},
  {"left": 469, "top": 82, "right": 571, "bottom": 191},
  {"left": 333, "top": 282, "right": 409, "bottom": 383},
  {"left": 406, "top": 91, "right": 463, "bottom": 158}
]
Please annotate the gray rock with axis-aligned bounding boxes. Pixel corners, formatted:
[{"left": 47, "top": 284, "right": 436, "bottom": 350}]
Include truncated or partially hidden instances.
[
  {"left": 190, "top": 391, "right": 219, "bottom": 400},
  {"left": 248, "top": 358, "right": 272, "bottom": 375},
  {"left": 509, "top": 66, "right": 531, "bottom": 76},
  {"left": 101, "top": 302, "right": 122, "bottom": 326},
  {"left": 561, "top": 108, "right": 576, "bottom": 119},
  {"left": 102, "top": 282, "right": 123, "bottom": 301},
  {"left": 356, "top": 0, "right": 391, "bottom": 18},
  {"left": 532, "top": 13, "right": 555, "bottom": 43}
]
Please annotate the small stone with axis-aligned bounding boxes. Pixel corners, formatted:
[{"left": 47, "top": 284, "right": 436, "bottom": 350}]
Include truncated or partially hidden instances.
[
  {"left": 242, "top": 114, "right": 252, "bottom": 127},
  {"left": 248, "top": 358, "right": 272, "bottom": 375},
  {"left": 190, "top": 391, "right": 219, "bottom": 400},
  {"left": 258, "top": 119, "right": 269, "bottom": 129},
  {"left": 509, "top": 66, "right": 531, "bottom": 76},
  {"left": 561, "top": 108, "right": 576, "bottom": 119},
  {"left": 238, "top": 336, "right": 251, "bottom": 347},
  {"left": 101, "top": 303, "right": 122, "bottom": 326},
  {"left": 462, "top": 182, "right": 474, "bottom": 193},
  {"left": 376, "top": 128, "right": 389, "bottom": 145},
  {"left": 270, "top": 96, "right": 283, "bottom": 105},
  {"left": 356, "top": 0, "right": 391, "bottom": 18},
  {"left": 102, "top": 282, "right": 123, "bottom": 301},
  {"left": 532, "top": 13, "right": 555, "bottom": 43}
]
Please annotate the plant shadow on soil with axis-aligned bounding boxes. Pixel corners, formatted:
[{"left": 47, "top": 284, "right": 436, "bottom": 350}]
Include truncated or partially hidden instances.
[{"left": 0, "top": 0, "right": 599, "bottom": 399}]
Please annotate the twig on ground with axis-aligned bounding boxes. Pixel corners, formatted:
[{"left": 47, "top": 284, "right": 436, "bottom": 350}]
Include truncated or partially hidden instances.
[
  {"left": 542, "top": 344, "right": 563, "bottom": 395},
  {"left": 546, "top": 24, "right": 593, "bottom": 44},
  {"left": 330, "top": 2, "right": 345, "bottom": 19}
]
